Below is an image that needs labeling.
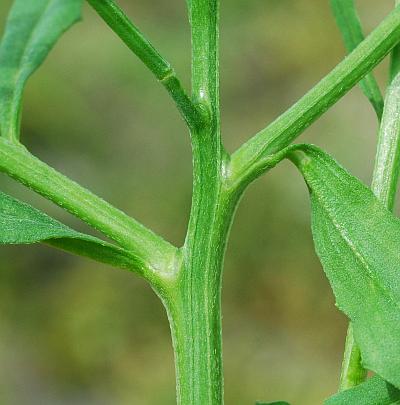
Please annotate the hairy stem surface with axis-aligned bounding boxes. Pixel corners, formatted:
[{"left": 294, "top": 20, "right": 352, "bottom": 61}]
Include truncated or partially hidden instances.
[{"left": 159, "top": 1, "right": 236, "bottom": 403}]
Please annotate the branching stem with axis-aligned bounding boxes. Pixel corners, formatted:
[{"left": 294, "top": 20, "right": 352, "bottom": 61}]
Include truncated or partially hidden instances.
[
  {"left": 0, "top": 138, "right": 178, "bottom": 281},
  {"left": 229, "top": 6, "right": 400, "bottom": 188},
  {"left": 2, "top": 2, "right": 400, "bottom": 404},
  {"left": 87, "top": 0, "right": 205, "bottom": 131},
  {"left": 159, "top": 1, "right": 232, "bottom": 404},
  {"left": 330, "top": 0, "right": 384, "bottom": 119}
]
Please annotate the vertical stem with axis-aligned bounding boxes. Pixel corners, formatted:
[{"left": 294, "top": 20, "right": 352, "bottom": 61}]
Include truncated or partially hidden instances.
[
  {"left": 371, "top": 73, "right": 400, "bottom": 209},
  {"left": 161, "top": 1, "right": 234, "bottom": 404},
  {"left": 187, "top": 0, "right": 220, "bottom": 113},
  {"left": 165, "top": 192, "right": 238, "bottom": 405},
  {"left": 339, "top": 67, "right": 400, "bottom": 391}
]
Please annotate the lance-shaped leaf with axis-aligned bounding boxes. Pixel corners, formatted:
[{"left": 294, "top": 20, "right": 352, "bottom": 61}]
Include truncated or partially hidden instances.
[
  {"left": 0, "top": 190, "right": 146, "bottom": 274},
  {"left": 286, "top": 144, "right": 400, "bottom": 389},
  {"left": 325, "top": 375, "right": 400, "bottom": 405},
  {"left": 330, "top": 0, "right": 384, "bottom": 119},
  {"left": 0, "top": 0, "right": 82, "bottom": 140}
]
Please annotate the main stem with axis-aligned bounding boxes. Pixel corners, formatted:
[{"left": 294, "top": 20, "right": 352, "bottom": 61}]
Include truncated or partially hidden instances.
[
  {"left": 158, "top": 1, "right": 238, "bottom": 404},
  {"left": 165, "top": 185, "right": 238, "bottom": 404}
]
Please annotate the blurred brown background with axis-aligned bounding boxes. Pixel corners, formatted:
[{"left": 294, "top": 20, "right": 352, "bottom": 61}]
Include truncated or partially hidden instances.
[{"left": 0, "top": 1, "right": 394, "bottom": 404}]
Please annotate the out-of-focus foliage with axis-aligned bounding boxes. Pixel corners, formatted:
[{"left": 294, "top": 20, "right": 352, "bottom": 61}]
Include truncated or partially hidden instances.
[
  {"left": 0, "top": 0, "right": 82, "bottom": 140},
  {"left": 0, "top": 0, "right": 394, "bottom": 404}
]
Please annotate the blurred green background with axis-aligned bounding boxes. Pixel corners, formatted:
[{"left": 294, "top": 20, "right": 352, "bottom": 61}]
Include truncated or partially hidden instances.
[{"left": 0, "top": 0, "right": 395, "bottom": 404}]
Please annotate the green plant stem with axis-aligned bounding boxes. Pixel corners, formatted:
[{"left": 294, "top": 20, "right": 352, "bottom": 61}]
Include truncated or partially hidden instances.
[
  {"left": 165, "top": 188, "right": 238, "bottom": 405},
  {"left": 87, "top": 0, "right": 205, "bottom": 131},
  {"left": 391, "top": 1, "right": 400, "bottom": 81},
  {"left": 0, "top": 138, "right": 177, "bottom": 280},
  {"left": 339, "top": 70, "right": 400, "bottom": 392},
  {"left": 372, "top": 73, "right": 400, "bottom": 210},
  {"left": 391, "top": 46, "right": 400, "bottom": 82},
  {"left": 230, "top": 6, "right": 400, "bottom": 188},
  {"left": 157, "top": 1, "right": 234, "bottom": 403},
  {"left": 187, "top": 0, "right": 219, "bottom": 113},
  {"left": 330, "top": 0, "right": 384, "bottom": 119}
]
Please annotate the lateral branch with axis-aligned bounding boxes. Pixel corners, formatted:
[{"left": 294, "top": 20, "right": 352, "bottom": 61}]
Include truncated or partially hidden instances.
[
  {"left": 230, "top": 6, "right": 400, "bottom": 188},
  {"left": 0, "top": 138, "right": 178, "bottom": 280},
  {"left": 87, "top": 0, "right": 205, "bottom": 131}
]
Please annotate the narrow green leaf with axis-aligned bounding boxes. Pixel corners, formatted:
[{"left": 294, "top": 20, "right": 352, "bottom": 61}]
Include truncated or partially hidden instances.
[
  {"left": 0, "top": 190, "right": 145, "bottom": 273},
  {"left": 331, "top": 0, "right": 364, "bottom": 50},
  {"left": 325, "top": 375, "right": 400, "bottom": 405},
  {"left": 287, "top": 144, "right": 400, "bottom": 389},
  {"left": 0, "top": 0, "right": 82, "bottom": 140},
  {"left": 331, "top": 0, "right": 384, "bottom": 119}
]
